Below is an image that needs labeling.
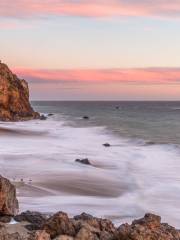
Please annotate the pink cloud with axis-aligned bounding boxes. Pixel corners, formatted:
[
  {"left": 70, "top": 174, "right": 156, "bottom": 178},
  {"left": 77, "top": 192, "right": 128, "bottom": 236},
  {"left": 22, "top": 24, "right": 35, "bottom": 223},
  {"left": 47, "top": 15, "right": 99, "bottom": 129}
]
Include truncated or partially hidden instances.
[
  {"left": 1, "top": 0, "right": 180, "bottom": 19},
  {"left": 13, "top": 68, "right": 180, "bottom": 84}
]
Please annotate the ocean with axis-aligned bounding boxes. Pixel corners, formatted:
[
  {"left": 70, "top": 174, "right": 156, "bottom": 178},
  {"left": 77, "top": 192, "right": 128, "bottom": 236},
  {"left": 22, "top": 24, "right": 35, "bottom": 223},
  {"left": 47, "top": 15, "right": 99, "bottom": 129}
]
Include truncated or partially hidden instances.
[{"left": 1, "top": 101, "right": 180, "bottom": 227}]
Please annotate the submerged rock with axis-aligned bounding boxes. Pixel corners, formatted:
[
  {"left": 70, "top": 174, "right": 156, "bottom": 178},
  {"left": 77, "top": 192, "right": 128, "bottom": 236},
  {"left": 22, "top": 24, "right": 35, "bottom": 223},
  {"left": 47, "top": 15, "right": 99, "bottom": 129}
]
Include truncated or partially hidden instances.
[
  {"left": 0, "top": 175, "right": 18, "bottom": 216},
  {"left": 82, "top": 116, "right": 89, "bottom": 120},
  {"left": 75, "top": 159, "right": 91, "bottom": 165},
  {"left": 103, "top": 143, "right": 111, "bottom": 147},
  {"left": 0, "top": 61, "right": 40, "bottom": 121},
  {"left": 40, "top": 115, "right": 47, "bottom": 121}
]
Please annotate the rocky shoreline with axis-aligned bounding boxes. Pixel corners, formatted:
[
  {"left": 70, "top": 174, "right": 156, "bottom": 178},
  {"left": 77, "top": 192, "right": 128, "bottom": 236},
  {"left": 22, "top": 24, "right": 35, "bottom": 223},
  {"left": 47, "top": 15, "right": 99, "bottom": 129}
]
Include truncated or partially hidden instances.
[{"left": 0, "top": 175, "right": 180, "bottom": 240}]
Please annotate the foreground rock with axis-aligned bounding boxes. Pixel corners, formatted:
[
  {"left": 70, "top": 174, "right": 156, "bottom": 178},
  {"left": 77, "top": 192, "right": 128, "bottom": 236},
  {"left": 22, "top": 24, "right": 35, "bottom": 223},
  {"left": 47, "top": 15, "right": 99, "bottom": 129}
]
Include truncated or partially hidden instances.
[
  {"left": 0, "top": 175, "right": 18, "bottom": 216},
  {"left": 42, "top": 212, "right": 180, "bottom": 240},
  {"left": 14, "top": 211, "right": 48, "bottom": 230},
  {"left": 0, "top": 61, "right": 40, "bottom": 121},
  {"left": 117, "top": 213, "right": 180, "bottom": 240},
  {"left": 1, "top": 211, "right": 180, "bottom": 239}
]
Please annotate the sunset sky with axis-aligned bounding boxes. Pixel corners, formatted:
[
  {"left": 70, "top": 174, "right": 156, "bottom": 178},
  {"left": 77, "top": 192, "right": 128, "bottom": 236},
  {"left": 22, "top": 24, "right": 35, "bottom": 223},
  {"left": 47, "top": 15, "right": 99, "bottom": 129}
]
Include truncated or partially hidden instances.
[{"left": 1, "top": 0, "right": 180, "bottom": 100}]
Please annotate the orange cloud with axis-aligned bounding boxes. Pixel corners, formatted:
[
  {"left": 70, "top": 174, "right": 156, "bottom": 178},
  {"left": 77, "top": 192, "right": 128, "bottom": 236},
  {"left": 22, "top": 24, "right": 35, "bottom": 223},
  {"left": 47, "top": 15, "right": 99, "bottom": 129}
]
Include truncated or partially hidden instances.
[
  {"left": 13, "top": 68, "right": 180, "bottom": 84},
  {"left": 1, "top": 0, "right": 180, "bottom": 19}
]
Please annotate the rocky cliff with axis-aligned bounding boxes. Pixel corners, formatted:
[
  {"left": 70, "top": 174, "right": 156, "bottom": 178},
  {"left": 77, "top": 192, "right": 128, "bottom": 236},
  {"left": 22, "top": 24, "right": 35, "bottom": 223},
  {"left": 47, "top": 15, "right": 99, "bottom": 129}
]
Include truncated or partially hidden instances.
[{"left": 0, "top": 61, "right": 40, "bottom": 121}]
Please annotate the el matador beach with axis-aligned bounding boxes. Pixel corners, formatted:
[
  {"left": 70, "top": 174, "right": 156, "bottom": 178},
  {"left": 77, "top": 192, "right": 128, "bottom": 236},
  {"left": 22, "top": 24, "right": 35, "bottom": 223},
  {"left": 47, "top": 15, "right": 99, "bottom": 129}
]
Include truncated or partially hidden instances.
[{"left": 1, "top": 1, "right": 180, "bottom": 239}]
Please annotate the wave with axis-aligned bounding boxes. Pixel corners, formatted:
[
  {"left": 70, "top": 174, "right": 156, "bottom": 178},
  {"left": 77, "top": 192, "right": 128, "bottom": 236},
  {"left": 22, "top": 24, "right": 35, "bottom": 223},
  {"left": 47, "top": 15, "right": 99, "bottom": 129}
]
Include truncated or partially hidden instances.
[{"left": 0, "top": 117, "right": 180, "bottom": 227}]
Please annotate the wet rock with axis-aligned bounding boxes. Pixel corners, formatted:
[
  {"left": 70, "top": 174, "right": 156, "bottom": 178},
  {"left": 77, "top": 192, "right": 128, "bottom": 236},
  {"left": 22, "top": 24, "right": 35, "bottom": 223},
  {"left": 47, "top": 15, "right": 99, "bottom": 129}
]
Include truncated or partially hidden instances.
[
  {"left": 103, "top": 143, "right": 111, "bottom": 147},
  {"left": 0, "top": 215, "right": 12, "bottom": 223},
  {"left": 82, "top": 116, "right": 89, "bottom": 120},
  {"left": 0, "top": 175, "right": 19, "bottom": 216},
  {"left": 40, "top": 115, "right": 47, "bottom": 120},
  {"left": 43, "top": 212, "right": 76, "bottom": 239},
  {"left": 0, "top": 61, "right": 40, "bottom": 121},
  {"left": 75, "top": 159, "right": 91, "bottom": 165},
  {"left": 14, "top": 211, "right": 48, "bottom": 230},
  {"left": 117, "top": 213, "right": 180, "bottom": 240},
  {"left": 48, "top": 113, "right": 54, "bottom": 117}
]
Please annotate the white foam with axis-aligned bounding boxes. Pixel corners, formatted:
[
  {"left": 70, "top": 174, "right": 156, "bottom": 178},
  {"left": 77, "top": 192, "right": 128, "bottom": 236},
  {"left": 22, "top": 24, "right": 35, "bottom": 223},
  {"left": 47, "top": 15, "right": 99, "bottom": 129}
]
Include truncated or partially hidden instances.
[{"left": 1, "top": 119, "right": 180, "bottom": 227}]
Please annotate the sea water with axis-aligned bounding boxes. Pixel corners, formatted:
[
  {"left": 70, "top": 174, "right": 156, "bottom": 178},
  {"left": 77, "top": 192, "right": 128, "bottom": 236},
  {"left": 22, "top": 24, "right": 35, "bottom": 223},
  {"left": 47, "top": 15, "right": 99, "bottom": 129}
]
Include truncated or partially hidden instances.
[{"left": 0, "top": 101, "right": 180, "bottom": 227}]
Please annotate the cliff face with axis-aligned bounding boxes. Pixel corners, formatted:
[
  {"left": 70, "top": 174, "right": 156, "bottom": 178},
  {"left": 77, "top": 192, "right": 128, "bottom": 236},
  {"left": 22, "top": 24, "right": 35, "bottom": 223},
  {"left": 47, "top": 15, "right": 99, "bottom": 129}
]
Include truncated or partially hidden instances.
[{"left": 0, "top": 62, "right": 40, "bottom": 121}]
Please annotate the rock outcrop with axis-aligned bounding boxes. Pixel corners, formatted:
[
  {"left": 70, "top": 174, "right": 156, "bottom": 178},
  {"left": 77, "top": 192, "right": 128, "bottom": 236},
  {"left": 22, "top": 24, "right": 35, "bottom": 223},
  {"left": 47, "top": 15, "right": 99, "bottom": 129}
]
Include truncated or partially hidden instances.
[
  {"left": 0, "top": 175, "right": 18, "bottom": 216},
  {"left": 0, "top": 61, "right": 40, "bottom": 121}
]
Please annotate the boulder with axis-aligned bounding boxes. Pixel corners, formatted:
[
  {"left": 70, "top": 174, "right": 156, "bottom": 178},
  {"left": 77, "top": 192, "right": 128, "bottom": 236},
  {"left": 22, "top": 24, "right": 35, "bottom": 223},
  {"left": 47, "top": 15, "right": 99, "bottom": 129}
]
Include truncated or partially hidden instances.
[
  {"left": 0, "top": 215, "right": 12, "bottom": 223},
  {"left": 0, "top": 62, "right": 40, "bottom": 121},
  {"left": 14, "top": 211, "right": 48, "bottom": 230},
  {"left": 43, "top": 212, "right": 76, "bottom": 239},
  {"left": 0, "top": 175, "right": 18, "bottom": 216},
  {"left": 117, "top": 213, "right": 180, "bottom": 240}
]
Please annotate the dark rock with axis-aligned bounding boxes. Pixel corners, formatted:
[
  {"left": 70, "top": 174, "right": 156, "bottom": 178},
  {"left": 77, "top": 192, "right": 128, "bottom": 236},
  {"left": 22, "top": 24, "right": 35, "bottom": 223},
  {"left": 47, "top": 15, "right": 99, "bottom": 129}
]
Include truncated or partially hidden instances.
[
  {"left": 82, "top": 116, "right": 89, "bottom": 120},
  {"left": 40, "top": 115, "right": 47, "bottom": 120},
  {"left": 43, "top": 212, "right": 76, "bottom": 239},
  {"left": 0, "top": 175, "right": 19, "bottom": 216},
  {"left": 0, "top": 215, "right": 12, "bottom": 223},
  {"left": 0, "top": 61, "right": 40, "bottom": 121},
  {"left": 103, "top": 143, "right": 111, "bottom": 147},
  {"left": 48, "top": 113, "right": 54, "bottom": 117},
  {"left": 75, "top": 159, "right": 91, "bottom": 165},
  {"left": 14, "top": 211, "right": 47, "bottom": 230},
  {"left": 74, "top": 213, "right": 94, "bottom": 221},
  {"left": 115, "top": 106, "right": 119, "bottom": 109}
]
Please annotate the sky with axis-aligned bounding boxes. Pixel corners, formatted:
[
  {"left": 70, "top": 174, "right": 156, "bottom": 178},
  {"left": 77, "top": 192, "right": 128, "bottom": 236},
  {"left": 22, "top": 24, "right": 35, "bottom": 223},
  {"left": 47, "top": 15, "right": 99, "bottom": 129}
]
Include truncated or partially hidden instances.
[{"left": 1, "top": 0, "right": 180, "bottom": 100}]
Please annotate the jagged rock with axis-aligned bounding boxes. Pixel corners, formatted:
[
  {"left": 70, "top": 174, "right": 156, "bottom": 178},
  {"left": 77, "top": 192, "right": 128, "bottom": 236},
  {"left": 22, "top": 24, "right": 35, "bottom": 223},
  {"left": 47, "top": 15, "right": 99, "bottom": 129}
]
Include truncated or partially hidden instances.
[
  {"left": 73, "top": 213, "right": 116, "bottom": 239},
  {"left": 0, "top": 62, "right": 40, "bottom": 121},
  {"left": 14, "top": 211, "right": 47, "bottom": 230},
  {"left": 75, "top": 159, "right": 91, "bottom": 165},
  {"left": 0, "top": 175, "right": 18, "bottom": 216},
  {"left": 43, "top": 212, "right": 76, "bottom": 239},
  {"left": 117, "top": 213, "right": 180, "bottom": 240}
]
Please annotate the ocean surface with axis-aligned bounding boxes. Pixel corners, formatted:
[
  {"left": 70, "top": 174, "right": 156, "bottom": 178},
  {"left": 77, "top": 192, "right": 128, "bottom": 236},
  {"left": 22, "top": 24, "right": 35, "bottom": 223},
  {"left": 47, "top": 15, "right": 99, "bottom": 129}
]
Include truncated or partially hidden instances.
[{"left": 1, "top": 101, "right": 180, "bottom": 227}]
